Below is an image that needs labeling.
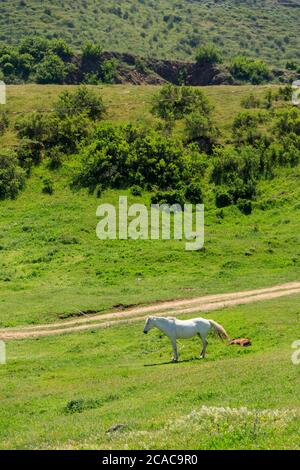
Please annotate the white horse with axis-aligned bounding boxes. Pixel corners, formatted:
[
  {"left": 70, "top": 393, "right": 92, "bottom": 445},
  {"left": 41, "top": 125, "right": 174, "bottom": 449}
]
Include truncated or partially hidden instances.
[{"left": 143, "top": 316, "right": 229, "bottom": 362}]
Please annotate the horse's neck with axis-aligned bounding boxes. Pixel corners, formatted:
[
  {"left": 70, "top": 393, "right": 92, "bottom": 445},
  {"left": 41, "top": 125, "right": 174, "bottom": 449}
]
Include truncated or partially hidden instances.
[{"left": 154, "top": 318, "right": 174, "bottom": 335}]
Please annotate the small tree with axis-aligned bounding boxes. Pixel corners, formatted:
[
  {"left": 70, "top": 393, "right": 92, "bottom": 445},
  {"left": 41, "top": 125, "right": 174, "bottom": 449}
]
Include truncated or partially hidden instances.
[
  {"left": 195, "top": 45, "right": 222, "bottom": 66},
  {"left": 19, "top": 36, "right": 49, "bottom": 61},
  {"left": 151, "top": 85, "right": 212, "bottom": 122},
  {"left": 35, "top": 53, "right": 67, "bottom": 84},
  {"left": 0, "top": 111, "right": 9, "bottom": 135},
  {"left": 81, "top": 42, "right": 103, "bottom": 72},
  {"left": 185, "top": 112, "right": 219, "bottom": 153},
  {"left": 0, "top": 150, "right": 25, "bottom": 199},
  {"left": 54, "top": 86, "right": 106, "bottom": 121},
  {"left": 49, "top": 39, "right": 73, "bottom": 62},
  {"left": 230, "top": 56, "right": 272, "bottom": 84}
]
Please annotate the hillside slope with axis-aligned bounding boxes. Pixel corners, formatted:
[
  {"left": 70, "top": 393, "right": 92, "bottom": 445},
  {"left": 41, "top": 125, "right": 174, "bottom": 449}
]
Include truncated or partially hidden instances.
[
  {"left": 0, "top": 0, "right": 299, "bottom": 66},
  {"left": 1, "top": 84, "right": 300, "bottom": 327}
]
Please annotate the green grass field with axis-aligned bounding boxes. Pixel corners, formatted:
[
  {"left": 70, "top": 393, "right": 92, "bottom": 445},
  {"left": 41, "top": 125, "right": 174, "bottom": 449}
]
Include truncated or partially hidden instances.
[
  {"left": 0, "top": 0, "right": 299, "bottom": 67},
  {"left": 1, "top": 84, "right": 300, "bottom": 328},
  {"left": 1, "top": 295, "right": 299, "bottom": 449},
  {"left": 1, "top": 83, "right": 300, "bottom": 450}
]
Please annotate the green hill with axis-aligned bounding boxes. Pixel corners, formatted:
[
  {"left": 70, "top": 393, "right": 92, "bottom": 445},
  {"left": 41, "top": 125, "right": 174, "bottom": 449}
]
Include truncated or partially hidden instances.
[
  {"left": 0, "top": 0, "right": 299, "bottom": 67},
  {"left": 1, "top": 83, "right": 300, "bottom": 326}
]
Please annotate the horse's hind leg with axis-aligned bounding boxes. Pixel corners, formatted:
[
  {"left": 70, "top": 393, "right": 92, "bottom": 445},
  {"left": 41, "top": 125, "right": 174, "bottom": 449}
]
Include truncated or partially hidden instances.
[
  {"left": 198, "top": 333, "right": 208, "bottom": 359},
  {"left": 170, "top": 338, "right": 179, "bottom": 363}
]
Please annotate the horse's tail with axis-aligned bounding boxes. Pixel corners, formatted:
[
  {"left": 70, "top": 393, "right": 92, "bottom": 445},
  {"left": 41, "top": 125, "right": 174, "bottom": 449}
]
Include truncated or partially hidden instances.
[{"left": 209, "top": 320, "right": 229, "bottom": 342}]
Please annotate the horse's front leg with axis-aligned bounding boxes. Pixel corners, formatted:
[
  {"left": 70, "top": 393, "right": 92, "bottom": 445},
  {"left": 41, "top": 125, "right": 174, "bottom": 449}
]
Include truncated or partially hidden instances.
[{"left": 170, "top": 337, "right": 179, "bottom": 363}]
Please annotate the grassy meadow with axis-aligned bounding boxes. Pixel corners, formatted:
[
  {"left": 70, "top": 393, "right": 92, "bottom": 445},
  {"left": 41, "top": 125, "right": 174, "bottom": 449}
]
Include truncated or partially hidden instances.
[
  {"left": 0, "top": 295, "right": 299, "bottom": 449},
  {"left": 1, "top": 83, "right": 300, "bottom": 450},
  {"left": 1, "top": 85, "right": 300, "bottom": 327}
]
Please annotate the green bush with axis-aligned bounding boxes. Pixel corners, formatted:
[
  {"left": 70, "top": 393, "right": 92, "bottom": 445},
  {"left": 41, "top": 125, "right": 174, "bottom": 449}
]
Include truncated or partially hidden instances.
[
  {"left": 0, "top": 111, "right": 8, "bottom": 135},
  {"left": 151, "top": 189, "right": 185, "bottom": 206},
  {"left": 15, "top": 88, "right": 103, "bottom": 154},
  {"left": 230, "top": 56, "right": 272, "bottom": 84},
  {"left": 277, "top": 85, "right": 292, "bottom": 102},
  {"left": 215, "top": 188, "right": 233, "bottom": 208},
  {"left": 35, "top": 53, "right": 68, "bottom": 84},
  {"left": 185, "top": 111, "right": 219, "bottom": 153},
  {"left": 45, "top": 146, "right": 63, "bottom": 170},
  {"left": 41, "top": 177, "right": 54, "bottom": 195},
  {"left": 0, "top": 37, "right": 75, "bottom": 83},
  {"left": 265, "top": 136, "right": 300, "bottom": 168},
  {"left": 19, "top": 36, "right": 49, "bottom": 61},
  {"left": 73, "top": 124, "right": 196, "bottom": 193},
  {"left": 16, "top": 139, "right": 43, "bottom": 170},
  {"left": 0, "top": 150, "right": 25, "bottom": 199},
  {"left": 81, "top": 42, "right": 102, "bottom": 62},
  {"left": 195, "top": 45, "right": 222, "bottom": 66},
  {"left": 99, "top": 59, "right": 118, "bottom": 84},
  {"left": 185, "top": 181, "right": 203, "bottom": 204},
  {"left": 232, "top": 111, "right": 267, "bottom": 145},
  {"left": 274, "top": 108, "right": 300, "bottom": 136},
  {"left": 151, "top": 85, "right": 212, "bottom": 121},
  {"left": 241, "top": 94, "right": 261, "bottom": 109},
  {"left": 15, "top": 112, "right": 46, "bottom": 141},
  {"left": 49, "top": 39, "right": 73, "bottom": 62},
  {"left": 54, "top": 86, "right": 106, "bottom": 121},
  {"left": 211, "top": 146, "right": 260, "bottom": 204},
  {"left": 237, "top": 198, "right": 253, "bottom": 215},
  {"left": 131, "top": 185, "right": 143, "bottom": 196}
]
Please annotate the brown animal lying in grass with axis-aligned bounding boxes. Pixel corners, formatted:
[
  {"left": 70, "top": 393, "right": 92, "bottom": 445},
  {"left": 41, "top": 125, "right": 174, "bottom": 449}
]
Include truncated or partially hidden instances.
[{"left": 229, "top": 338, "right": 252, "bottom": 347}]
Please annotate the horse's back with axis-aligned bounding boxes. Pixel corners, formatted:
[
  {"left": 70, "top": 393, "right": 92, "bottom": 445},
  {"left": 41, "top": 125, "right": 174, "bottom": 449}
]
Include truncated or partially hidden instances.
[
  {"left": 194, "top": 317, "right": 211, "bottom": 327},
  {"left": 174, "top": 317, "right": 210, "bottom": 339}
]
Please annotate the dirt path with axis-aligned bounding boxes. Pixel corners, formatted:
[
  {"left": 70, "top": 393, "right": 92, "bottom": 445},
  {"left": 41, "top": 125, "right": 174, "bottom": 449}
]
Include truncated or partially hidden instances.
[{"left": 1, "top": 281, "right": 300, "bottom": 341}]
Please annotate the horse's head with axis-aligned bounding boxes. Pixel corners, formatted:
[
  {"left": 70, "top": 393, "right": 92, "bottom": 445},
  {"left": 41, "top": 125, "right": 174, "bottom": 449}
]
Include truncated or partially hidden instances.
[{"left": 143, "top": 316, "right": 155, "bottom": 334}]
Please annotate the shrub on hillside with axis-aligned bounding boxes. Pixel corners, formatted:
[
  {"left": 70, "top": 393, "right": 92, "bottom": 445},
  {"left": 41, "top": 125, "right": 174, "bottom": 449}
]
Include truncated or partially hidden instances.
[
  {"left": 41, "top": 177, "right": 54, "bottom": 195},
  {"left": 81, "top": 42, "right": 103, "bottom": 62},
  {"left": 273, "top": 108, "right": 300, "bottom": 136},
  {"left": 151, "top": 189, "right": 186, "bottom": 206},
  {"left": 212, "top": 146, "right": 261, "bottom": 187},
  {"left": 215, "top": 187, "right": 233, "bottom": 208},
  {"left": 232, "top": 111, "right": 268, "bottom": 145},
  {"left": 230, "top": 56, "right": 272, "bottom": 84},
  {"left": 241, "top": 93, "right": 261, "bottom": 109},
  {"left": 54, "top": 86, "right": 106, "bottom": 121},
  {"left": 16, "top": 139, "right": 43, "bottom": 171},
  {"left": 19, "top": 36, "right": 50, "bottom": 61},
  {"left": 99, "top": 59, "right": 118, "bottom": 84},
  {"left": 211, "top": 146, "right": 260, "bottom": 205},
  {"left": 277, "top": 85, "right": 292, "bottom": 102},
  {"left": 185, "top": 111, "right": 219, "bottom": 153},
  {"left": 15, "top": 112, "right": 46, "bottom": 141},
  {"left": 45, "top": 146, "right": 64, "bottom": 170},
  {"left": 72, "top": 124, "right": 196, "bottom": 193},
  {"left": 49, "top": 39, "right": 73, "bottom": 62},
  {"left": 35, "top": 53, "right": 68, "bottom": 84},
  {"left": 16, "top": 110, "right": 93, "bottom": 154},
  {"left": 0, "top": 111, "right": 8, "bottom": 135},
  {"left": 195, "top": 45, "right": 222, "bottom": 66},
  {"left": 237, "top": 198, "right": 253, "bottom": 215},
  {"left": 0, "top": 150, "right": 25, "bottom": 199},
  {"left": 184, "top": 181, "right": 203, "bottom": 204},
  {"left": 0, "top": 37, "right": 75, "bottom": 83},
  {"left": 151, "top": 85, "right": 212, "bottom": 122},
  {"left": 131, "top": 185, "right": 143, "bottom": 196},
  {"left": 15, "top": 88, "right": 104, "bottom": 154},
  {"left": 265, "top": 136, "right": 300, "bottom": 168}
]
